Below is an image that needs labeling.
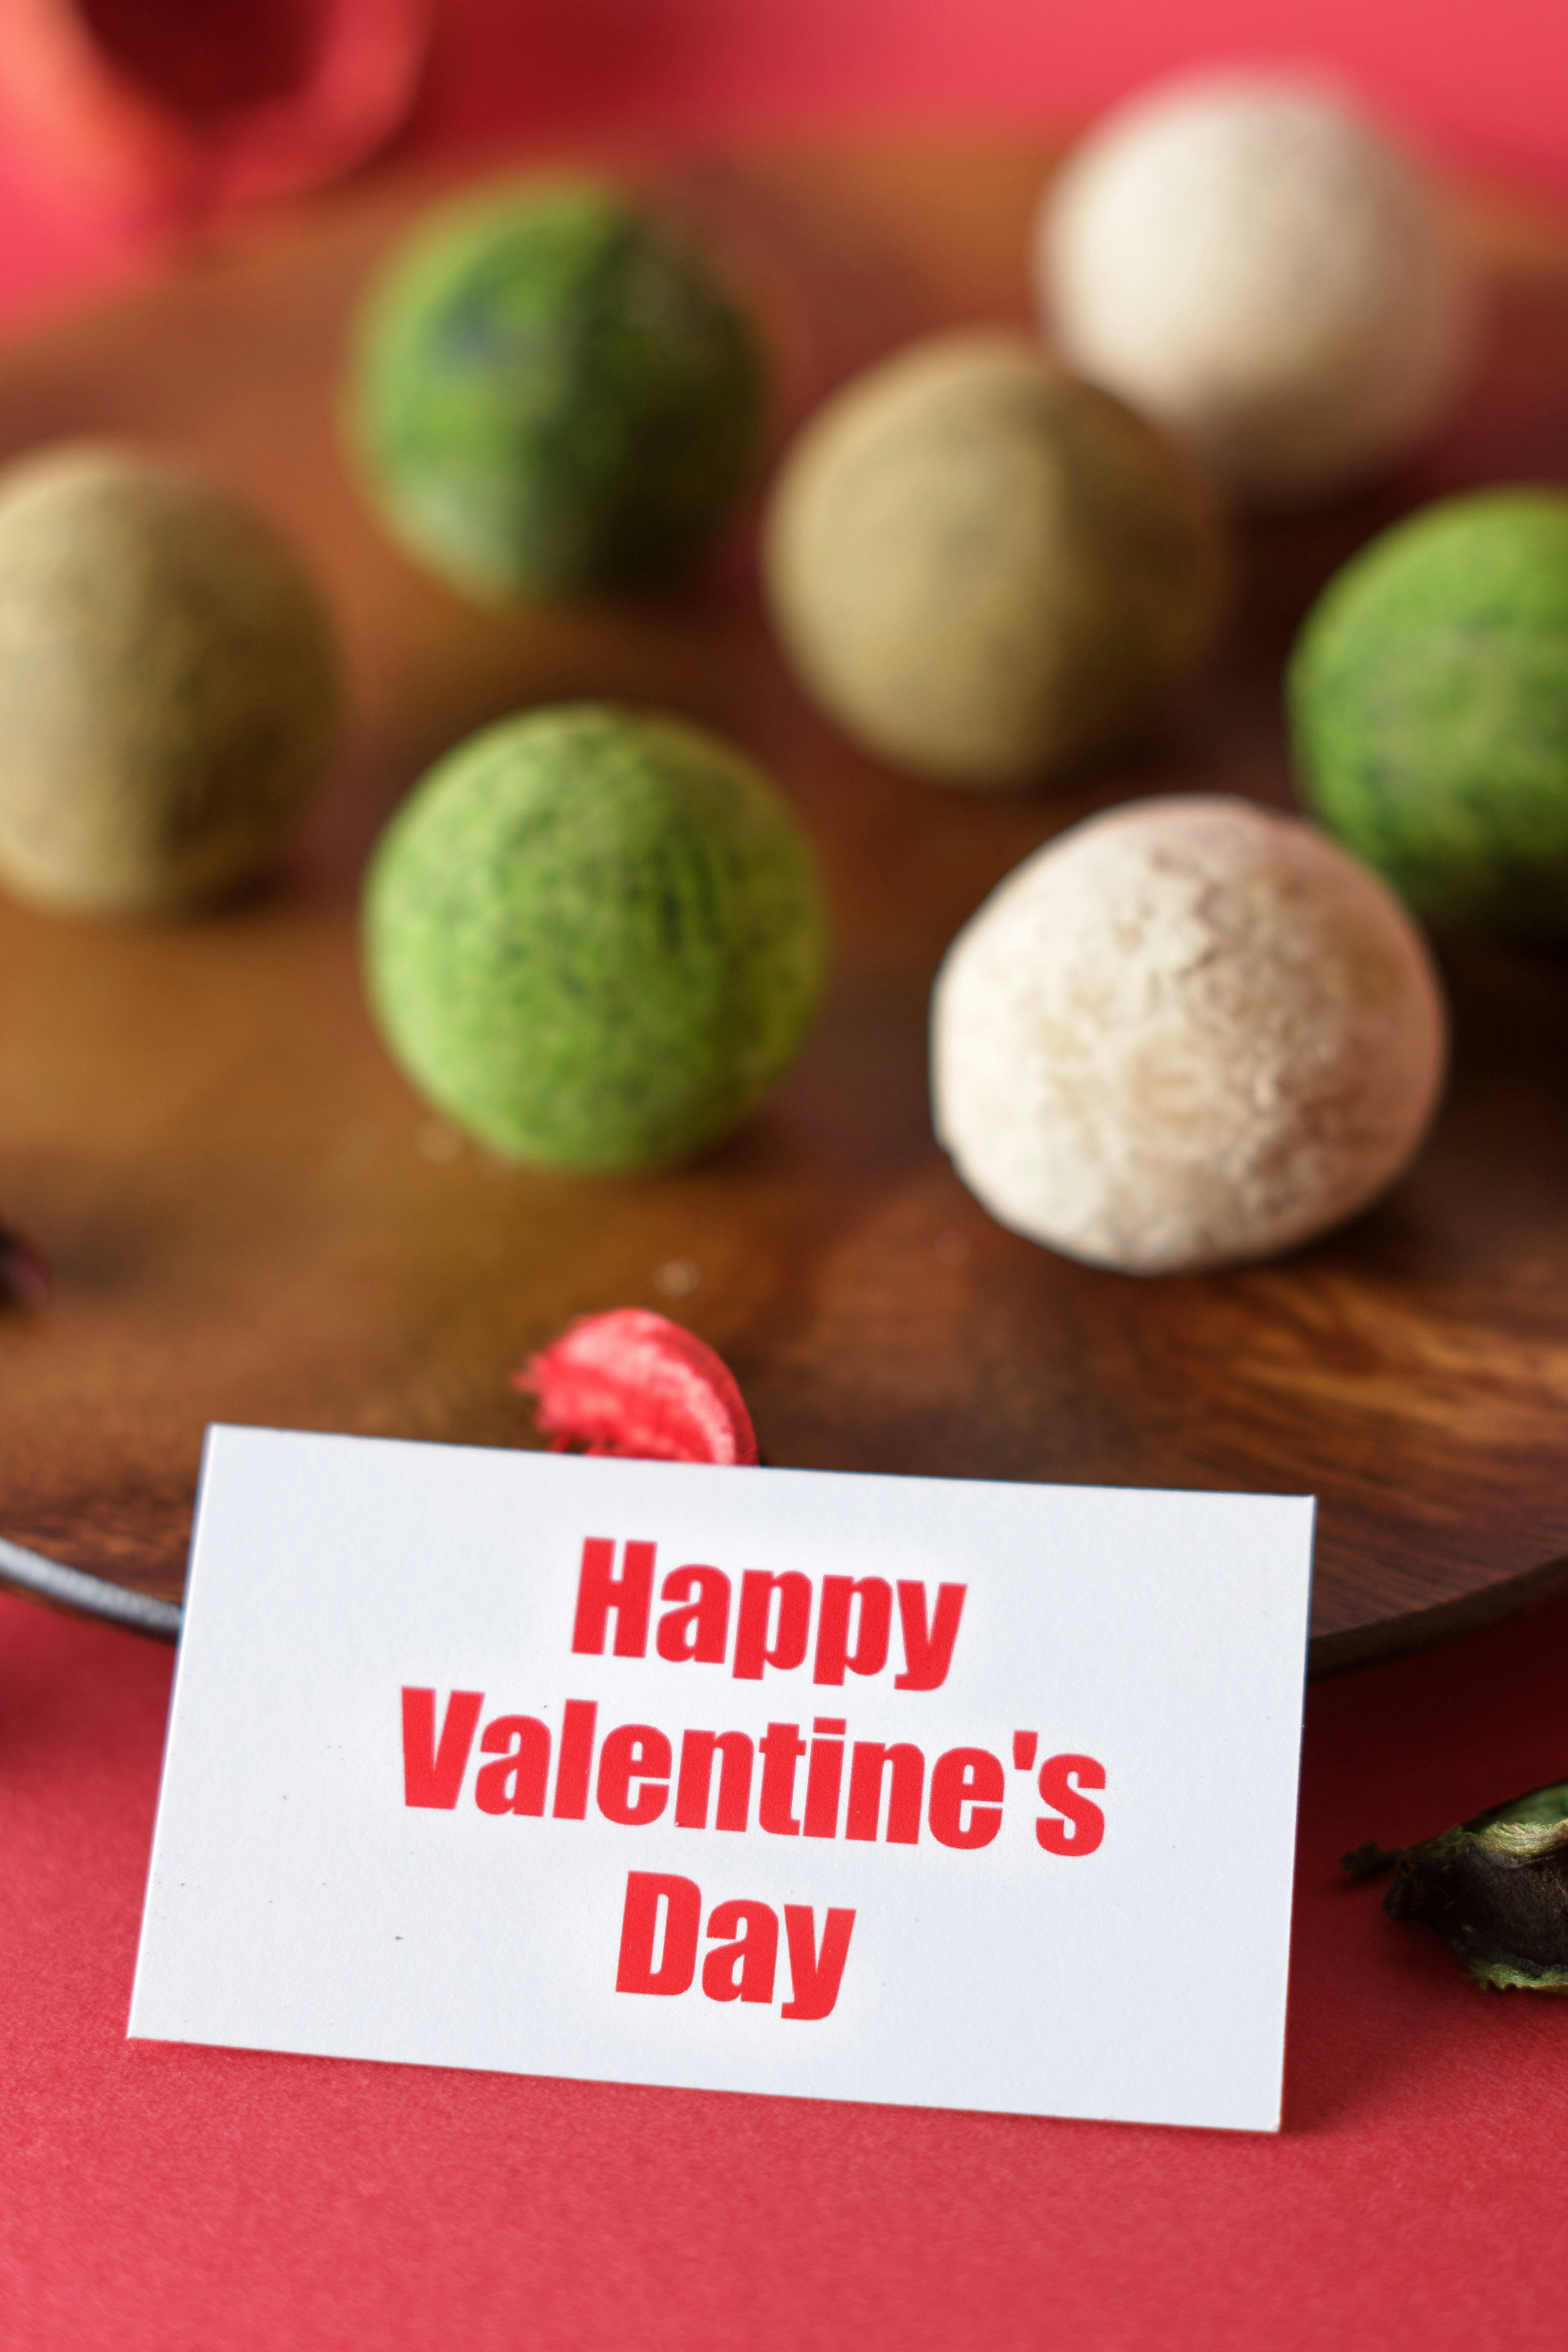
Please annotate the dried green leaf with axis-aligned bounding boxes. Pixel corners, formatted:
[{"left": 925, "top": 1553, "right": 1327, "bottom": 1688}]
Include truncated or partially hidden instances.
[{"left": 1343, "top": 1778, "right": 1568, "bottom": 1991}]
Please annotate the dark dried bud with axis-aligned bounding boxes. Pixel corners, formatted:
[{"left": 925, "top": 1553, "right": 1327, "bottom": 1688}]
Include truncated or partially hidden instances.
[
  {"left": 0, "top": 1218, "right": 49, "bottom": 1307},
  {"left": 1343, "top": 1780, "right": 1568, "bottom": 1992}
]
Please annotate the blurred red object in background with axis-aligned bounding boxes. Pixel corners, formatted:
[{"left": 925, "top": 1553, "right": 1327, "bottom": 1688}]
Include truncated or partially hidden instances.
[
  {"left": 0, "top": 0, "right": 1563, "bottom": 340},
  {"left": 0, "top": 0, "right": 431, "bottom": 236}
]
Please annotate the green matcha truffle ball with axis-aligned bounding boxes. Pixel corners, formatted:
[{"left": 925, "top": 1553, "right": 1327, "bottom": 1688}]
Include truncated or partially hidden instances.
[
  {"left": 764, "top": 332, "right": 1228, "bottom": 789},
  {"left": 363, "top": 705, "right": 829, "bottom": 1169},
  {"left": 345, "top": 178, "right": 766, "bottom": 601},
  {"left": 0, "top": 442, "right": 343, "bottom": 918},
  {"left": 1291, "top": 490, "right": 1568, "bottom": 937}
]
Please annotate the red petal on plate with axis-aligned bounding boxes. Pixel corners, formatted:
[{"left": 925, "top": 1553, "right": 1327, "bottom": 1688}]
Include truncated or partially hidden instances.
[{"left": 514, "top": 1309, "right": 759, "bottom": 1466}]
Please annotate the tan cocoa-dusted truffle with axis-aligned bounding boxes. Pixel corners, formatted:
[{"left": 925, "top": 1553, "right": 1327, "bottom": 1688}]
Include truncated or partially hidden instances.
[
  {"left": 1037, "top": 72, "right": 1474, "bottom": 509},
  {"left": 0, "top": 442, "right": 343, "bottom": 918},
  {"left": 763, "top": 332, "right": 1227, "bottom": 790},
  {"left": 931, "top": 795, "right": 1447, "bottom": 1274}
]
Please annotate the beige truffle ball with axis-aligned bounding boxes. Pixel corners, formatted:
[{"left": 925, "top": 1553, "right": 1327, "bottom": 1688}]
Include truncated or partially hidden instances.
[
  {"left": 763, "top": 333, "right": 1227, "bottom": 789},
  {"left": 931, "top": 795, "right": 1447, "bottom": 1274},
  {"left": 1038, "top": 73, "right": 1473, "bottom": 508},
  {"left": 0, "top": 443, "right": 344, "bottom": 918}
]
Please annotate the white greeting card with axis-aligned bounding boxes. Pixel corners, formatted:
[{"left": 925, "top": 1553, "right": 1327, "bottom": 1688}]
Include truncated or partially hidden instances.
[{"left": 129, "top": 1427, "right": 1314, "bottom": 2132}]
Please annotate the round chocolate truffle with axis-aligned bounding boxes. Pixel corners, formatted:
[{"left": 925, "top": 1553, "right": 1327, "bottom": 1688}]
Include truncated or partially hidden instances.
[
  {"left": 363, "top": 704, "right": 829, "bottom": 1171},
  {"left": 0, "top": 442, "right": 342, "bottom": 918},
  {"left": 931, "top": 795, "right": 1447, "bottom": 1274},
  {"left": 1038, "top": 72, "right": 1473, "bottom": 508},
  {"left": 345, "top": 178, "right": 765, "bottom": 601},
  {"left": 1291, "top": 489, "right": 1568, "bottom": 938},
  {"left": 763, "top": 332, "right": 1226, "bottom": 788}
]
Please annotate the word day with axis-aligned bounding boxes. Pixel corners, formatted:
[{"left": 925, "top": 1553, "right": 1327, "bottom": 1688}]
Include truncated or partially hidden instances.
[{"left": 615, "top": 1873, "right": 855, "bottom": 2020}]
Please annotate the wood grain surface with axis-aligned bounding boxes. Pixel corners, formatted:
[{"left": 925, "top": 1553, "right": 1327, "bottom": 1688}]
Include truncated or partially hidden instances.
[{"left": 2, "top": 138, "right": 1568, "bottom": 1673}]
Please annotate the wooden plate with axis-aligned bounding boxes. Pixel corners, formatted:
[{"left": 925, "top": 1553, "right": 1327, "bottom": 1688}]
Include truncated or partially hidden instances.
[{"left": 2, "top": 138, "right": 1568, "bottom": 1675}]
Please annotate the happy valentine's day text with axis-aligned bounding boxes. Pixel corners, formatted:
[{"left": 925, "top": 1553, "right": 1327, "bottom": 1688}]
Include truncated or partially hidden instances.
[{"left": 401, "top": 1537, "right": 1108, "bottom": 2021}]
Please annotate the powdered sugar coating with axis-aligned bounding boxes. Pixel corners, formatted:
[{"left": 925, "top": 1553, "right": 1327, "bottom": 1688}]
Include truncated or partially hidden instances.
[
  {"left": 1038, "top": 73, "right": 1472, "bottom": 507},
  {"left": 931, "top": 795, "right": 1447, "bottom": 1274}
]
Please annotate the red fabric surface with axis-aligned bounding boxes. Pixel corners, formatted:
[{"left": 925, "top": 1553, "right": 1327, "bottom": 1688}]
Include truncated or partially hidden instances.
[
  {"left": 408, "top": 0, "right": 1568, "bottom": 191},
  {"left": 0, "top": 0, "right": 1566, "bottom": 332},
  {"left": 5, "top": 1577, "right": 1568, "bottom": 2350}
]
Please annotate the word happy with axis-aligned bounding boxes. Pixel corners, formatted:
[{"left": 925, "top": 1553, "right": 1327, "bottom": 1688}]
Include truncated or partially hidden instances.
[{"left": 570, "top": 1536, "right": 969, "bottom": 1690}]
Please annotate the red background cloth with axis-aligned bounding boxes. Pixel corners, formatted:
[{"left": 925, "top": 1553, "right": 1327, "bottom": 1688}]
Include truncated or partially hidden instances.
[
  {"left": 8, "top": 1581, "right": 1568, "bottom": 2350},
  {"left": 0, "top": 0, "right": 1566, "bottom": 329},
  {"left": 5, "top": 3, "right": 1568, "bottom": 2345}
]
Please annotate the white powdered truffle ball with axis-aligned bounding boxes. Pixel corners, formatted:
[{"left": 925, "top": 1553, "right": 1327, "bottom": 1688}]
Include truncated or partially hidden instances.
[
  {"left": 1037, "top": 73, "right": 1474, "bottom": 508},
  {"left": 931, "top": 795, "right": 1447, "bottom": 1274}
]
